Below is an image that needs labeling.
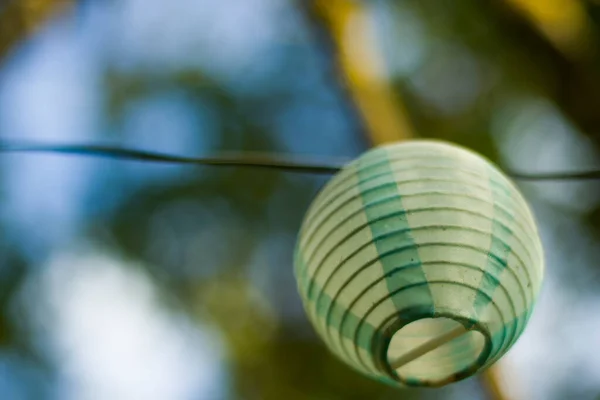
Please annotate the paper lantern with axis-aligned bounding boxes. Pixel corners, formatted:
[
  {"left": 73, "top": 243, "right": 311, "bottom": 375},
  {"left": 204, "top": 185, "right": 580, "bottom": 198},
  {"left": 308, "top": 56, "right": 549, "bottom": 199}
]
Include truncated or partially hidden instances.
[{"left": 294, "top": 140, "right": 544, "bottom": 388}]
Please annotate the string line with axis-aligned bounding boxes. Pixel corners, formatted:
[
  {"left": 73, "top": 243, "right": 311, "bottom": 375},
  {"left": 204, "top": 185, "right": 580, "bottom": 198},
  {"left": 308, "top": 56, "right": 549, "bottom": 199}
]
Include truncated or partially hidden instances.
[{"left": 0, "top": 141, "right": 598, "bottom": 181}]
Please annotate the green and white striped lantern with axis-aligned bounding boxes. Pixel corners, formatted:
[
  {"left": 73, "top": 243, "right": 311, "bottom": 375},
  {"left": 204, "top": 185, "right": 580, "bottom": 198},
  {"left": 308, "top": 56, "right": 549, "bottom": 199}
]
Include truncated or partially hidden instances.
[{"left": 294, "top": 140, "right": 544, "bottom": 388}]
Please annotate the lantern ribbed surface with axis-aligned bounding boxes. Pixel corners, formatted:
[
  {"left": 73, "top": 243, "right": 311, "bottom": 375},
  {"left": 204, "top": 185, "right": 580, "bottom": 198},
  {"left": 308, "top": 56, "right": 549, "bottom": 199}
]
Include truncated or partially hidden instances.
[{"left": 294, "top": 140, "right": 544, "bottom": 388}]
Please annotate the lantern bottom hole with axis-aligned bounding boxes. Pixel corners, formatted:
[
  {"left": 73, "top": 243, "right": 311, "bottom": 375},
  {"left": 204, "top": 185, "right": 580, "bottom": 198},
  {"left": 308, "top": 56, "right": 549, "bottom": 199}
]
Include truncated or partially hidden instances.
[{"left": 386, "top": 317, "right": 486, "bottom": 386}]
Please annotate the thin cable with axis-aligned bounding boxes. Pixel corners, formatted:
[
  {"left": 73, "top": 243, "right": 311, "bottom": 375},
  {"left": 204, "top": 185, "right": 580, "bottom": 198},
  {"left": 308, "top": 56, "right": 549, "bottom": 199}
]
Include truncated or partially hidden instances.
[
  {"left": 503, "top": 170, "right": 600, "bottom": 181},
  {"left": 0, "top": 141, "right": 599, "bottom": 181},
  {"left": 0, "top": 141, "right": 345, "bottom": 175}
]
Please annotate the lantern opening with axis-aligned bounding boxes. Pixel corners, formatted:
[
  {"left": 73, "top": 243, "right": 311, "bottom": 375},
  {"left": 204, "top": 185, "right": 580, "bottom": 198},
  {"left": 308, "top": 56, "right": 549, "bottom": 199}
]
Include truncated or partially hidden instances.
[{"left": 387, "top": 317, "right": 486, "bottom": 386}]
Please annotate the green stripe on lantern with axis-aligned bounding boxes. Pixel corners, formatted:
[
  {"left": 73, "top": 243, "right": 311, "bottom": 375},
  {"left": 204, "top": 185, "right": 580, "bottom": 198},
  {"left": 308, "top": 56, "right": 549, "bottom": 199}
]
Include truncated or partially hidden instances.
[
  {"left": 355, "top": 151, "right": 435, "bottom": 374},
  {"left": 356, "top": 152, "right": 434, "bottom": 314}
]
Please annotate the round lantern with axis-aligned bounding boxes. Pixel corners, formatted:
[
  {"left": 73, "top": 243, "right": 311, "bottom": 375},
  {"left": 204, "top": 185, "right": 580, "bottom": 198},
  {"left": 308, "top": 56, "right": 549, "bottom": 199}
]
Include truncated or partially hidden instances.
[{"left": 293, "top": 140, "right": 544, "bottom": 388}]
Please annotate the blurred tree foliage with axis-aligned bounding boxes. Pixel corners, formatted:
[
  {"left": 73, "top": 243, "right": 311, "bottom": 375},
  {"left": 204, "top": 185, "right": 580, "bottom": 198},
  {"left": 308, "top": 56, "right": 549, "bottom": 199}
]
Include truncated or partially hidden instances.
[{"left": 0, "top": 0, "right": 73, "bottom": 62}]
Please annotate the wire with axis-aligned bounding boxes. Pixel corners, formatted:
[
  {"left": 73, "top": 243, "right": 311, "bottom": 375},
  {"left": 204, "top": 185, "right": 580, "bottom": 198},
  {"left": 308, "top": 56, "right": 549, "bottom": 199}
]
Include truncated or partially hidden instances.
[
  {"left": 0, "top": 141, "right": 345, "bottom": 174},
  {"left": 0, "top": 140, "right": 599, "bottom": 181},
  {"left": 503, "top": 170, "right": 600, "bottom": 181}
]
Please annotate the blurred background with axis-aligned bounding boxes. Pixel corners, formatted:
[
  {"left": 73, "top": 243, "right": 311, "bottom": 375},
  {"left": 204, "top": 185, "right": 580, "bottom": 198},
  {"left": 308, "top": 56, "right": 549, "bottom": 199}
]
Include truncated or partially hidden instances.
[{"left": 0, "top": 0, "right": 600, "bottom": 399}]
